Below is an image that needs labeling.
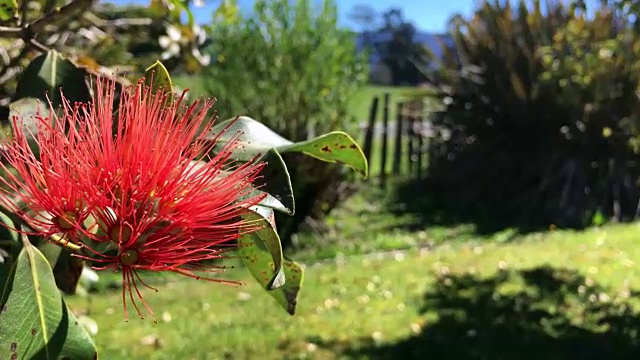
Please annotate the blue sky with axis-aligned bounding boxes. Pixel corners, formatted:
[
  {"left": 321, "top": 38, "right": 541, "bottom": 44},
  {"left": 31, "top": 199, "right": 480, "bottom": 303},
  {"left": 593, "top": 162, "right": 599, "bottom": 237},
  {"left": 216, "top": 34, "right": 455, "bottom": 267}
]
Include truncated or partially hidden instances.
[
  {"left": 108, "top": 0, "right": 601, "bottom": 32},
  {"left": 107, "top": 0, "right": 479, "bottom": 32}
]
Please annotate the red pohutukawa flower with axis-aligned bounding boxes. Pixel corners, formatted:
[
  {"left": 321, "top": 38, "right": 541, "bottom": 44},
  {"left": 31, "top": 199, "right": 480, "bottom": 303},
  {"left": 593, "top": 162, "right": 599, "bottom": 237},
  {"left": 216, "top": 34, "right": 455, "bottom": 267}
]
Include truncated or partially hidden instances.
[
  {"left": 0, "top": 77, "right": 266, "bottom": 321},
  {"left": 0, "top": 101, "right": 91, "bottom": 240}
]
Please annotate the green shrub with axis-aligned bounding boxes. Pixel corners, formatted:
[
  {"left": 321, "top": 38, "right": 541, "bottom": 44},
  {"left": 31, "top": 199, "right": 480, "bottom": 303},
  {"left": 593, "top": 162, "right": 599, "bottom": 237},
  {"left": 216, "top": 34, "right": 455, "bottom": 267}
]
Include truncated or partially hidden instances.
[
  {"left": 420, "top": 0, "right": 640, "bottom": 231},
  {"left": 203, "top": 0, "right": 368, "bottom": 246}
]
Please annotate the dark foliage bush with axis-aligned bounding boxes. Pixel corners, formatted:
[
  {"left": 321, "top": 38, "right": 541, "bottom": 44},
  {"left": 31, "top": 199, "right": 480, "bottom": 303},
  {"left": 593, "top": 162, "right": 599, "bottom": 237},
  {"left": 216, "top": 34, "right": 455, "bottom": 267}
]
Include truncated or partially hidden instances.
[{"left": 418, "top": 0, "right": 640, "bottom": 231}]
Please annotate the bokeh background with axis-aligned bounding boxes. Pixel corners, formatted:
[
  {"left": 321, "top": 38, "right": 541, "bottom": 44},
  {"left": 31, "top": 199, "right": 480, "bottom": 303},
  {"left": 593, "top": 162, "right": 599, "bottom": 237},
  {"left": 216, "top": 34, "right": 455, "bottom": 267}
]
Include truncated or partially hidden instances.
[{"left": 4, "top": 0, "right": 640, "bottom": 359}]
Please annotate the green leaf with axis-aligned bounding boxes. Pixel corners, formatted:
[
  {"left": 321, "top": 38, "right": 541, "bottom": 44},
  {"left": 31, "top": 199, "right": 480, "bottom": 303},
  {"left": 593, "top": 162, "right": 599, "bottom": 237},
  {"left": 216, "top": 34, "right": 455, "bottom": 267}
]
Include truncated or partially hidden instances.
[
  {"left": 36, "top": 240, "right": 62, "bottom": 269},
  {"left": 0, "top": 235, "right": 97, "bottom": 360},
  {"left": 0, "top": 210, "right": 18, "bottom": 245},
  {"left": 238, "top": 205, "right": 285, "bottom": 291},
  {"left": 168, "top": 0, "right": 194, "bottom": 26},
  {"left": 238, "top": 206, "right": 304, "bottom": 315},
  {"left": 8, "top": 97, "right": 51, "bottom": 132},
  {"left": 14, "top": 51, "right": 91, "bottom": 107},
  {"left": 37, "top": 241, "right": 84, "bottom": 295},
  {"left": 275, "top": 258, "right": 304, "bottom": 315},
  {"left": 251, "top": 149, "right": 294, "bottom": 215},
  {"left": 209, "top": 116, "right": 368, "bottom": 177},
  {"left": 190, "top": 156, "right": 293, "bottom": 215},
  {"left": 145, "top": 60, "right": 174, "bottom": 104},
  {"left": 278, "top": 133, "right": 368, "bottom": 177},
  {"left": 0, "top": 210, "right": 19, "bottom": 287},
  {"left": 6, "top": 97, "right": 52, "bottom": 157},
  {"left": 9, "top": 97, "right": 46, "bottom": 131},
  {"left": 0, "top": 0, "right": 17, "bottom": 21}
]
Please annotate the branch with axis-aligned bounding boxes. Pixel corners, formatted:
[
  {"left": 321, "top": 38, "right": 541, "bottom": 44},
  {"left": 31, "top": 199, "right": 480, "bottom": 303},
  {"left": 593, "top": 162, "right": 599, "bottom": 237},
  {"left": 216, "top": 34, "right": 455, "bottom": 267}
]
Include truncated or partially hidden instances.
[
  {"left": 0, "top": 26, "right": 21, "bottom": 37},
  {"left": 84, "top": 12, "right": 153, "bottom": 28},
  {"left": 29, "top": 0, "right": 97, "bottom": 34},
  {"left": 0, "top": 0, "right": 96, "bottom": 40},
  {"left": 18, "top": 0, "right": 29, "bottom": 25},
  {"left": 28, "top": 38, "right": 50, "bottom": 53}
]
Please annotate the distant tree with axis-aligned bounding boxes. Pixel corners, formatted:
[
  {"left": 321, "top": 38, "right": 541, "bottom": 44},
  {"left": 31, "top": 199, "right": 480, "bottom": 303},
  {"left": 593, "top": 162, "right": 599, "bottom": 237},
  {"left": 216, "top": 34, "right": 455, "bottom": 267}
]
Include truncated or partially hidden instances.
[
  {"left": 374, "top": 8, "right": 428, "bottom": 85},
  {"left": 349, "top": 5, "right": 390, "bottom": 83}
]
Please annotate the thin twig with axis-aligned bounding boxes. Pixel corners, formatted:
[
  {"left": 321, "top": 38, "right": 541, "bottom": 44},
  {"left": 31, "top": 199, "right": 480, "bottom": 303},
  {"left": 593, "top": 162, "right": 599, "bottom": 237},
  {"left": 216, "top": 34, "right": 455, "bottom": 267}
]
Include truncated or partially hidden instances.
[{"left": 28, "top": 38, "right": 50, "bottom": 53}]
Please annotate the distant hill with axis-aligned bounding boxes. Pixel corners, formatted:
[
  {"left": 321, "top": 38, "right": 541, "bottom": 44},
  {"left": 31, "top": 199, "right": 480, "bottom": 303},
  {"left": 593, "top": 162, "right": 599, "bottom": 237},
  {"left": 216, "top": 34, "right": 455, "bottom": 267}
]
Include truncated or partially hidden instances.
[{"left": 355, "top": 30, "right": 454, "bottom": 65}]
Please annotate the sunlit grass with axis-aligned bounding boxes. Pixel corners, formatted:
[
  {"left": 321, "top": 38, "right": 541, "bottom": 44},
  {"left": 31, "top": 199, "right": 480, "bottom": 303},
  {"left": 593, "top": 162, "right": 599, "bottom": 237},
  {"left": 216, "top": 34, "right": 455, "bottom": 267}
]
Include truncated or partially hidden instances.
[{"left": 67, "top": 222, "right": 640, "bottom": 359}]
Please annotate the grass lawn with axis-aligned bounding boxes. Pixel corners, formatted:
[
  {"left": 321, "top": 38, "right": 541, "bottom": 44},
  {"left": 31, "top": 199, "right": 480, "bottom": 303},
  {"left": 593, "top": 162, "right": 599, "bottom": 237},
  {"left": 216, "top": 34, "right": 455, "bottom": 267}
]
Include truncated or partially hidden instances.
[
  {"left": 172, "top": 75, "right": 429, "bottom": 127},
  {"left": 289, "top": 185, "right": 482, "bottom": 261},
  {"left": 67, "top": 219, "right": 640, "bottom": 359},
  {"left": 172, "top": 75, "right": 436, "bottom": 179},
  {"left": 347, "top": 85, "right": 433, "bottom": 125}
]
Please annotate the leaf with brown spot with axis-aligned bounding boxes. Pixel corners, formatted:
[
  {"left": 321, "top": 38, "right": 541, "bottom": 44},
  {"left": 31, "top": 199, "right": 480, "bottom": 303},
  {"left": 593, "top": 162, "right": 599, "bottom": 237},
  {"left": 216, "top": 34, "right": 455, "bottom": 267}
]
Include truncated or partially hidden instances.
[
  {"left": 206, "top": 116, "right": 368, "bottom": 178},
  {"left": 278, "top": 132, "right": 367, "bottom": 177},
  {"left": 238, "top": 205, "right": 285, "bottom": 291},
  {"left": 277, "top": 258, "right": 304, "bottom": 315},
  {"left": 238, "top": 205, "right": 304, "bottom": 315}
]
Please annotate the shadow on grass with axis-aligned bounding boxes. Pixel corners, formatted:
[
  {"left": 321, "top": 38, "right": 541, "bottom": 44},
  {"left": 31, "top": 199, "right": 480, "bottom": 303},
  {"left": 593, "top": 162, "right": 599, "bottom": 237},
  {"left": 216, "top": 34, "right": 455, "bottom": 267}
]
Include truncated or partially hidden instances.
[
  {"left": 318, "top": 266, "right": 640, "bottom": 359},
  {"left": 389, "top": 178, "right": 552, "bottom": 236}
]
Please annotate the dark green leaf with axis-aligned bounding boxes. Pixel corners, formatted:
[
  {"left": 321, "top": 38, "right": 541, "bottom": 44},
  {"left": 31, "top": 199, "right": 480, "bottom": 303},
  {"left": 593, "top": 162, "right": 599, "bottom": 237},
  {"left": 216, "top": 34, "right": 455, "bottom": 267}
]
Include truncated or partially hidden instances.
[
  {"left": 144, "top": 60, "right": 174, "bottom": 104},
  {"left": 14, "top": 51, "right": 91, "bottom": 107},
  {"left": 238, "top": 205, "right": 285, "bottom": 291},
  {"left": 209, "top": 116, "right": 368, "bottom": 177},
  {"left": 37, "top": 241, "right": 84, "bottom": 295},
  {"left": 37, "top": 240, "right": 62, "bottom": 269},
  {"left": 0, "top": 235, "right": 97, "bottom": 360},
  {"left": 52, "top": 251, "right": 84, "bottom": 295}
]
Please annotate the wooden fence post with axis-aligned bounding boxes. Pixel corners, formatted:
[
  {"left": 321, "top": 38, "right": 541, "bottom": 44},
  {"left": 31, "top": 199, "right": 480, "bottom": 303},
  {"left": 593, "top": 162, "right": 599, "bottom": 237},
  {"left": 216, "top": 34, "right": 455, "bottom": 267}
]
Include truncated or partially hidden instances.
[
  {"left": 407, "top": 115, "right": 416, "bottom": 174},
  {"left": 379, "top": 93, "right": 390, "bottom": 187},
  {"left": 393, "top": 102, "right": 404, "bottom": 175},
  {"left": 362, "top": 96, "right": 379, "bottom": 166},
  {"left": 416, "top": 114, "right": 424, "bottom": 178}
]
